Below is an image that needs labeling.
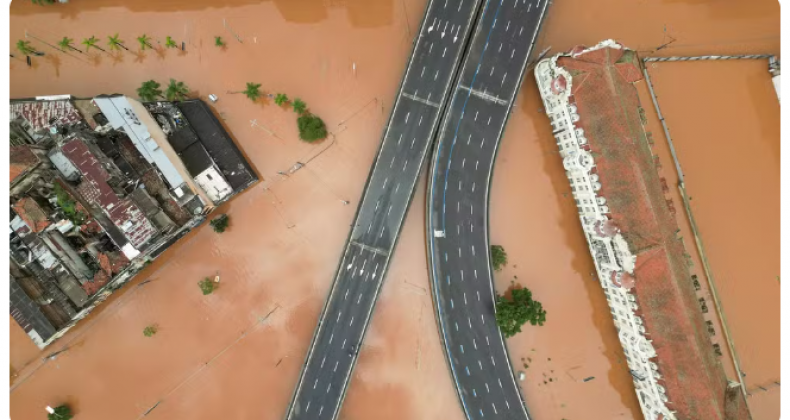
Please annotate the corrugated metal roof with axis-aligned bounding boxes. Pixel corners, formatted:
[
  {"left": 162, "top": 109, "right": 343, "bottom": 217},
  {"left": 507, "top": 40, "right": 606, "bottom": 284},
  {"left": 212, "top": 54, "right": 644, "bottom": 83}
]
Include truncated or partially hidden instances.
[
  {"left": 48, "top": 149, "right": 80, "bottom": 181},
  {"left": 10, "top": 99, "right": 82, "bottom": 133},
  {"left": 61, "top": 138, "right": 158, "bottom": 249},
  {"left": 10, "top": 277, "right": 57, "bottom": 345},
  {"left": 93, "top": 96, "right": 185, "bottom": 189}
]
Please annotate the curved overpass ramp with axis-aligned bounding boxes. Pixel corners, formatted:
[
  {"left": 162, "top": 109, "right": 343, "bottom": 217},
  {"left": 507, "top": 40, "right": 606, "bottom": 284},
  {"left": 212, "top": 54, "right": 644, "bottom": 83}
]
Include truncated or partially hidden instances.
[
  {"left": 284, "top": 1, "right": 485, "bottom": 419},
  {"left": 426, "top": 0, "right": 549, "bottom": 419}
]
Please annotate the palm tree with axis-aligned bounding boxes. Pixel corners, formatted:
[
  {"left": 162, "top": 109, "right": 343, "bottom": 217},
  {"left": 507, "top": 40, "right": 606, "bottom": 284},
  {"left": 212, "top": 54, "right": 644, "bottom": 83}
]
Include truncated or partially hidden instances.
[
  {"left": 214, "top": 36, "right": 225, "bottom": 47},
  {"left": 137, "top": 34, "right": 153, "bottom": 50},
  {"left": 137, "top": 80, "right": 163, "bottom": 102},
  {"left": 292, "top": 98, "right": 307, "bottom": 114},
  {"left": 165, "top": 79, "right": 190, "bottom": 101},
  {"left": 107, "top": 33, "right": 130, "bottom": 51},
  {"left": 57, "top": 37, "right": 82, "bottom": 53},
  {"left": 82, "top": 36, "right": 106, "bottom": 53},
  {"left": 274, "top": 93, "right": 289, "bottom": 106},
  {"left": 16, "top": 40, "right": 41, "bottom": 56},
  {"left": 231, "top": 82, "right": 262, "bottom": 102},
  {"left": 165, "top": 36, "right": 177, "bottom": 49}
]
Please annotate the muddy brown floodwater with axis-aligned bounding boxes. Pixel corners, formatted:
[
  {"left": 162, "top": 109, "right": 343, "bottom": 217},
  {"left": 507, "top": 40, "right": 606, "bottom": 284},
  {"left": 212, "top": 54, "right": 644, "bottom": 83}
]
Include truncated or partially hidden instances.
[
  {"left": 9, "top": 0, "right": 779, "bottom": 419},
  {"left": 639, "top": 59, "right": 780, "bottom": 420},
  {"left": 9, "top": 0, "right": 465, "bottom": 419}
]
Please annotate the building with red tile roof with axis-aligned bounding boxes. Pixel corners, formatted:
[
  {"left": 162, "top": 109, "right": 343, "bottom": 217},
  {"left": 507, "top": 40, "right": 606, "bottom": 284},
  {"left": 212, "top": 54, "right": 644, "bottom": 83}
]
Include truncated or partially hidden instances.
[
  {"left": 535, "top": 40, "right": 750, "bottom": 420},
  {"left": 10, "top": 145, "right": 41, "bottom": 184},
  {"left": 11, "top": 197, "right": 51, "bottom": 233}
]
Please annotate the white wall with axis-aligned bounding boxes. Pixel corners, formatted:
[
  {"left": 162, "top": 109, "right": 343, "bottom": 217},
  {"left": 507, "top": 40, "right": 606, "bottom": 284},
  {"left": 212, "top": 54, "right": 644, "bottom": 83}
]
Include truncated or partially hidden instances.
[
  {"left": 535, "top": 44, "right": 675, "bottom": 420},
  {"left": 93, "top": 96, "right": 185, "bottom": 189}
]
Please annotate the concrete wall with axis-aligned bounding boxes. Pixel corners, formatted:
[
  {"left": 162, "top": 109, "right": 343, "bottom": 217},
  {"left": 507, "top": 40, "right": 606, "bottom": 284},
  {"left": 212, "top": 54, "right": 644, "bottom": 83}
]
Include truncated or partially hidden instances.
[{"left": 194, "top": 166, "right": 233, "bottom": 202}]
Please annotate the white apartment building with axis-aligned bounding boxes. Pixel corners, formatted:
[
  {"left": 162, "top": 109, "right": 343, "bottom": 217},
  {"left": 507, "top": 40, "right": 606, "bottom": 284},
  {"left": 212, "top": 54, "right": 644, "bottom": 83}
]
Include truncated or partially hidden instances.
[{"left": 534, "top": 40, "right": 675, "bottom": 420}]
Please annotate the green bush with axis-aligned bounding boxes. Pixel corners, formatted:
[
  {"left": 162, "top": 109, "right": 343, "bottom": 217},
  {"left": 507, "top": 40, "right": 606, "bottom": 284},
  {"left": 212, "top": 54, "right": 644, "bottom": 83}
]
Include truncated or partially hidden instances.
[
  {"left": 143, "top": 325, "right": 158, "bottom": 337},
  {"left": 214, "top": 36, "right": 225, "bottom": 47},
  {"left": 495, "top": 287, "right": 546, "bottom": 338},
  {"left": 198, "top": 277, "right": 216, "bottom": 295},
  {"left": 490, "top": 245, "right": 508, "bottom": 271},
  {"left": 297, "top": 114, "right": 328, "bottom": 142},
  {"left": 210, "top": 214, "right": 230, "bottom": 233},
  {"left": 53, "top": 183, "right": 86, "bottom": 225},
  {"left": 48, "top": 405, "right": 72, "bottom": 420}
]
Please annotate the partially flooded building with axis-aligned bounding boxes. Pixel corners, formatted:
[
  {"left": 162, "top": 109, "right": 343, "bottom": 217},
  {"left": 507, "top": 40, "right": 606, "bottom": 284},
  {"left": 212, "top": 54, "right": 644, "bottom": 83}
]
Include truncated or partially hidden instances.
[
  {"left": 8, "top": 95, "right": 258, "bottom": 348},
  {"left": 535, "top": 40, "right": 750, "bottom": 420}
]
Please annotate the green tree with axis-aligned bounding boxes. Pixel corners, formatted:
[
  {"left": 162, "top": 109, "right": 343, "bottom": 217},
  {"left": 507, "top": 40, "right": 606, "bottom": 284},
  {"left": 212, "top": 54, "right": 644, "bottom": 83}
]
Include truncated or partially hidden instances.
[
  {"left": 274, "top": 93, "right": 289, "bottom": 106},
  {"left": 198, "top": 277, "right": 216, "bottom": 295},
  {"left": 16, "top": 40, "right": 39, "bottom": 56},
  {"left": 495, "top": 287, "right": 546, "bottom": 338},
  {"left": 214, "top": 36, "right": 225, "bottom": 47},
  {"left": 31, "top": 0, "right": 55, "bottom": 5},
  {"left": 165, "top": 36, "right": 177, "bottom": 49},
  {"left": 137, "top": 34, "right": 153, "bottom": 50},
  {"left": 210, "top": 214, "right": 230, "bottom": 233},
  {"left": 53, "top": 183, "right": 86, "bottom": 225},
  {"left": 57, "top": 37, "right": 81, "bottom": 53},
  {"left": 143, "top": 325, "right": 158, "bottom": 337},
  {"left": 47, "top": 405, "right": 72, "bottom": 420},
  {"left": 297, "top": 114, "right": 328, "bottom": 142},
  {"left": 490, "top": 245, "right": 508, "bottom": 271},
  {"left": 238, "top": 82, "right": 262, "bottom": 102},
  {"left": 137, "top": 80, "right": 163, "bottom": 102},
  {"left": 82, "top": 36, "right": 105, "bottom": 53},
  {"left": 165, "top": 79, "right": 189, "bottom": 101},
  {"left": 107, "top": 33, "right": 129, "bottom": 51},
  {"left": 292, "top": 98, "right": 307, "bottom": 115}
]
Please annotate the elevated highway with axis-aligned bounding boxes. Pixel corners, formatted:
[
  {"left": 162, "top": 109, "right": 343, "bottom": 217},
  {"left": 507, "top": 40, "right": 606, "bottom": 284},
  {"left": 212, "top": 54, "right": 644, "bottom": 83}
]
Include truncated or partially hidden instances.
[
  {"left": 283, "top": 1, "right": 486, "bottom": 419},
  {"left": 426, "top": 0, "right": 550, "bottom": 419}
]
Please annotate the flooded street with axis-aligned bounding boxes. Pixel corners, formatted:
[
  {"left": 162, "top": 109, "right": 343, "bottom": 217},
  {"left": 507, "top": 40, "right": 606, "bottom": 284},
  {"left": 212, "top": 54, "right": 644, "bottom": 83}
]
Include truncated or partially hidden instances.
[
  {"left": 9, "top": 0, "right": 779, "bottom": 419},
  {"left": 10, "top": 0, "right": 467, "bottom": 419},
  {"left": 490, "top": 80, "right": 644, "bottom": 420}
]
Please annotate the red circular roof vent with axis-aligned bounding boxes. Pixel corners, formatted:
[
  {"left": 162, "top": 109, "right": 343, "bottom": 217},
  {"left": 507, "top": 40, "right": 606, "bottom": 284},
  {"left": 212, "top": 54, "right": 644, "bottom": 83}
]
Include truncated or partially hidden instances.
[
  {"left": 594, "top": 220, "right": 619, "bottom": 237},
  {"left": 620, "top": 273, "right": 636, "bottom": 289},
  {"left": 551, "top": 75, "right": 567, "bottom": 95}
]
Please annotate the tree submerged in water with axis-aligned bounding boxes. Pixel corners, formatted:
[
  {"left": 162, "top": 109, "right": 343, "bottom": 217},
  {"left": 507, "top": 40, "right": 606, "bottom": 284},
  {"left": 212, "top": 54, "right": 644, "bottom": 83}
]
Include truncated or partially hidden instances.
[
  {"left": 297, "top": 114, "right": 328, "bottom": 142},
  {"left": 292, "top": 98, "right": 307, "bottom": 115},
  {"left": 490, "top": 245, "right": 508, "bottom": 271},
  {"left": 210, "top": 214, "right": 230, "bottom": 233},
  {"left": 143, "top": 325, "right": 158, "bottom": 337},
  {"left": 274, "top": 93, "right": 289, "bottom": 106},
  {"left": 495, "top": 287, "right": 546, "bottom": 338},
  {"left": 165, "top": 78, "right": 190, "bottom": 101},
  {"left": 198, "top": 277, "right": 217, "bottom": 295},
  {"left": 137, "top": 80, "right": 163, "bottom": 102},
  {"left": 47, "top": 405, "right": 72, "bottom": 420}
]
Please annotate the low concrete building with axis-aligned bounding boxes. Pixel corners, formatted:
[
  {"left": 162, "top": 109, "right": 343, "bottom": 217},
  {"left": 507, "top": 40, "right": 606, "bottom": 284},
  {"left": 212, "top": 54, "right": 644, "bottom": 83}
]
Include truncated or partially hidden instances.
[
  {"left": 93, "top": 95, "right": 216, "bottom": 208},
  {"left": 8, "top": 94, "right": 257, "bottom": 349}
]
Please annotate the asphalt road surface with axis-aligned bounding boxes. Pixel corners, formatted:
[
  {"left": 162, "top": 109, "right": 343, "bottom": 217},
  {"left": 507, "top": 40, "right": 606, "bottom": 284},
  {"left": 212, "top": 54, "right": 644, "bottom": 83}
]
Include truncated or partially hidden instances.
[
  {"left": 426, "top": 0, "right": 550, "bottom": 419},
  {"left": 283, "top": 1, "right": 486, "bottom": 419}
]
